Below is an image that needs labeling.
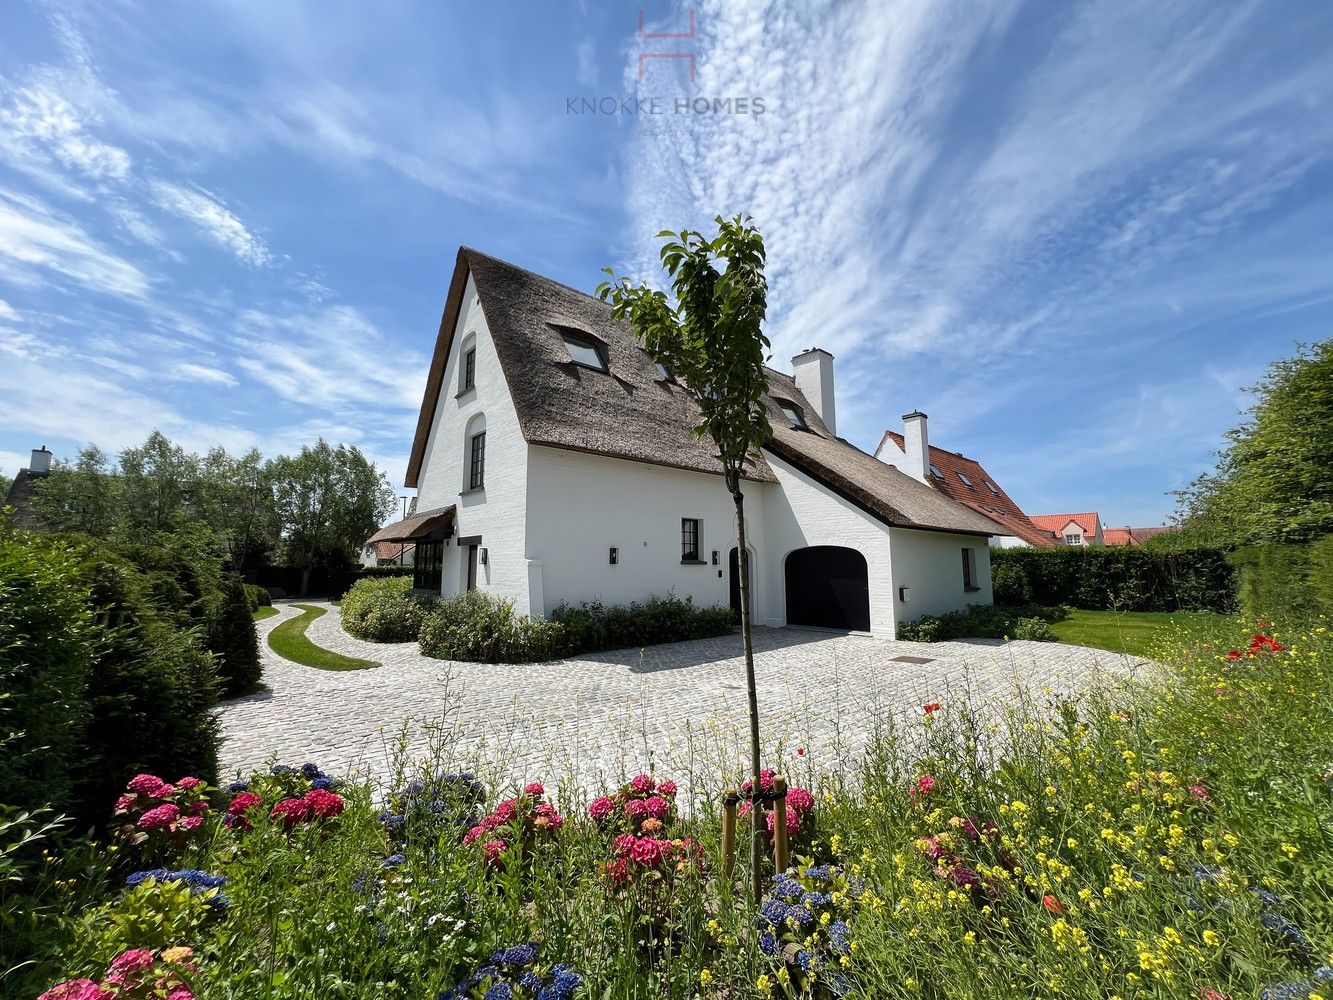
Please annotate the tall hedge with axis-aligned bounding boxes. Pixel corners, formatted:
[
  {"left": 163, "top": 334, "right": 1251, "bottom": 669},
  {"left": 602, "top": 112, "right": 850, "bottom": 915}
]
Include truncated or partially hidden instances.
[
  {"left": 208, "top": 573, "right": 263, "bottom": 696},
  {"left": 990, "top": 547, "right": 1236, "bottom": 612},
  {"left": 1230, "top": 536, "right": 1333, "bottom": 622}
]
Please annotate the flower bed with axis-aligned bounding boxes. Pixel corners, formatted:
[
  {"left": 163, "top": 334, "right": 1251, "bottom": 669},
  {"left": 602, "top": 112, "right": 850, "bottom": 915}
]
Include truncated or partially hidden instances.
[{"left": 12, "top": 620, "right": 1333, "bottom": 1000}]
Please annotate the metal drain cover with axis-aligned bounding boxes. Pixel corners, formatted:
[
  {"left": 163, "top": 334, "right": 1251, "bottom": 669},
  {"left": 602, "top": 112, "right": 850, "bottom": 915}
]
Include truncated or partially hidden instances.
[{"left": 889, "top": 655, "right": 934, "bottom": 665}]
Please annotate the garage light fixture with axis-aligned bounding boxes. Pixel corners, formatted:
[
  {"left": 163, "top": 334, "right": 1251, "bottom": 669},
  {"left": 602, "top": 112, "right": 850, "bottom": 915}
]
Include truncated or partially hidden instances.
[
  {"left": 609, "top": 547, "right": 619, "bottom": 565},
  {"left": 898, "top": 586, "right": 910, "bottom": 603}
]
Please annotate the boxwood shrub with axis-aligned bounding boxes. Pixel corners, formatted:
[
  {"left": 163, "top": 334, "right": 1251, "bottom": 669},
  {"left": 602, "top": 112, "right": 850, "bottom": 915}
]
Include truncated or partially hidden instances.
[
  {"left": 243, "top": 583, "right": 272, "bottom": 609},
  {"left": 341, "top": 576, "right": 436, "bottom": 643},
  {"left": 895, "top": 603, "right": 1069, "bottom": 643},
  {"left": 552, "top": 595, "right": 733, "bottom": 653},
  {"left": 418, "top": 591, "right": 568, "bottom": 663}
]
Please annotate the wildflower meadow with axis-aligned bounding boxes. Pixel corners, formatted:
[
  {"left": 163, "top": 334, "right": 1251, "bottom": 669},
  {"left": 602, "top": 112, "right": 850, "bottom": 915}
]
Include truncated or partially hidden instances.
[{"left": 11, "top": 615, "right": 1333, "bottom": 1000}]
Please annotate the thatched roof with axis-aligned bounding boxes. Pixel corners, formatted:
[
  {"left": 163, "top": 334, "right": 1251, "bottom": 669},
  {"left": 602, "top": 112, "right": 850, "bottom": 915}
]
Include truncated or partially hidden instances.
[
  {"left": 366, "top": 505, "right": 455, "bottom": 544},
  {"left": 406, "top": 248, "right": 997, "bottom": 537},
  {"left": 3, "top": 469, "right": 47, "bottom": 531}
]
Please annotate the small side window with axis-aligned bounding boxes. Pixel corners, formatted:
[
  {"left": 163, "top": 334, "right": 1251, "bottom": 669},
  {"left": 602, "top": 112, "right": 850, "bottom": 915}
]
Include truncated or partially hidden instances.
[
  {"left": 681, "top": 518, "right": 701, "bottom": 562},
  {"left": 469, "top": 431, "right": 486, "bottom": 490},
  {"left": 961, "top": 547, "right": 977, "bottom": 590},
  {"left": 463, "top": 347, "right": 476, "bottom": 391}
]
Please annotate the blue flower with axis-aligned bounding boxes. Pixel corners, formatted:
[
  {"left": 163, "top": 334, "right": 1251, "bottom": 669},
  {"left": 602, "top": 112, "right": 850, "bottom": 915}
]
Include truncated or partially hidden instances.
[
  {"left": 311, "top": 776, "right": 334, "bottom": 790},
  {"left": 829, "top": 920, "right": 851, "bottom": 954},
  {"left": 759, "top": 900, "right": 789, "bottom": 927},
  {"left": 206, "top": 891, "right": 230, "bottom": 911},
  {"left": 468, "top": 966, "right": 500, "bottom": 987},
  {"left": 806, "top": 864, "right": 833, "bottom": 882},
  {"left": 802, "top": 891, "right": 831, "bottom": 909},
  {"left": 519, "top": 972, "right": 543, "bottom": 991},
  {"left": 1192, "top": 864, "right": 1221, "bottom": 884},
  {"left": 1260, "top": 984, "right": 1316, "bottom": 1000},
  {"left": 126, "top": 868, "right": 170, "bottom": 888},
  {"left": 759, "top": 931, "right": 777, "bottom": 956},
  {"left": 797, "top": 950, "right": 814, "bottom": 972},
  {"left": 225, "top": 780, "right": 249, "bottom": 793},
  {"left": 381, "top": 853, "right": 407, "bottom": 869},
  {"left": 498, "top": 944, "right": 538, "bottom": 967},
  {"left": 539, "top": 966, "right": 582, "bottom": 1000},
  {"left": 300, "top": 762, "right": 323, "bottom": 779},
  {"left": 484, "top": 984, "right": 513, "bottom": 1000},
  {"left": 1260, "top": 913, "right": 1312, "bottom": 953},
  {"left": 1250, "top": 886, "right": 1283, "bottom": 909},
  {"left": 785, "top": 905, "right": 814, "bottom": 928},
  {"left": 379, "top": 811, "right": 406, "bottom": 830},
  {"left": 271, "top": 764, "right": 296, "bottom": 776}
]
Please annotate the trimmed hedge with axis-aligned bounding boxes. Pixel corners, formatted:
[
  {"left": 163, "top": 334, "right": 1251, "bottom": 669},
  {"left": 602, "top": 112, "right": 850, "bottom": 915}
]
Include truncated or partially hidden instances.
[
  {"left": 551, "top": 595, "right": 733, "bottom": 653},
  {"left": 1231, "top": 536, "right": 1333, "bottom": 623},
  {"left": 895, "top": 603, "right": 1068, "bottom": 643},
  {"left": 210, "top": 574, "right": 263, "bottom": 697},
  {"left": 419, "top": 592, "right": 568, "bottom": 664},
  {"left": 244, "top": 583, "right": 272, "bottom": 610},
  {"left": 360, "top": 564, "right": 416, "bottom": 578},
  {"left": 341, "top": 576, "right": 436, "bottom": 643},
  {"left": 990, "top": 547, "right": 1235, "bottom": 612}
]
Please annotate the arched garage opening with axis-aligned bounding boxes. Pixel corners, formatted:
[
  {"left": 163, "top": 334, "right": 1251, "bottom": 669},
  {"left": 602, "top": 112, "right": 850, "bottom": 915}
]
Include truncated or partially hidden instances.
[{"left": 784, "top": 546, "right": 870, "bottom": 631}]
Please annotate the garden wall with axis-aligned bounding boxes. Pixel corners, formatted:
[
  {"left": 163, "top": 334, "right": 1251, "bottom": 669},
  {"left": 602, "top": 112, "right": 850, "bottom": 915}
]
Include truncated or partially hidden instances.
[{"left": 991, "top": 546, "right": 1235, "bottom": 612}]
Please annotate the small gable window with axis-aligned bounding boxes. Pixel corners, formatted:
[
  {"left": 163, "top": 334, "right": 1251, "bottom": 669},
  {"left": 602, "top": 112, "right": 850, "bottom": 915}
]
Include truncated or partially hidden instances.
[
  {"left": 956, "top": 471, "right": 973, "bottom": 487},
  {"left": 655, "top": 361, "right": 675, "bottom": 383},
  {"left": 463, "top": 346, "right": 476, "bottom": 391},
  {"left": 928, "top": 463, "right": 944, "bottom": 480},
  {"left": 778, "top": 401, "right": 808, "bottom": 430},
  {"left": 556, "top": 326, "right": 607, "bottom": 372}
]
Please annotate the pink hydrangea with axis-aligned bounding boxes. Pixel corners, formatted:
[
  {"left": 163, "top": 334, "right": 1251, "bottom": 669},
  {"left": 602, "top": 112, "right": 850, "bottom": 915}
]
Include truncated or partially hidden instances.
[
  {"left": 463, "top": 824, "right": 485, "bottom": 846},
  {"left": 179, "top": 815, "right": 204, "bottom": 831},
  {"left": 114, "top": 795, "right": 134, "bottom": 812},
  {"left": 611, "top": 833, "right": 636, "bottom": 858},
  {"left": 108, "top": 949, "right": 155, "bottom": 976},
  {"left": 176, "top": 777, "right": 202, "bottom": 791},
  {"left": 137, "top": 803, "right": 180, "bottom": 831},
  {"left": 271, "top": 797, "right": 310, "bottom": 827},
  {"left": 524, "top": 781, "right": 545, "bottom": 796},
  {"left": 766, "top": 808, "right": 800, "bottom": 835},
  {"left": 588, "top": 796, "right": 615, "bottom": 821},
  {"left": 481, "top": 839, "right": 507, "bottom": 867},
  {"left": 187, "top": 800, "right": 209, "bottom": 816},
  {"left": 38, "top": 980, "right": 114, "bottom": 1000},
  {"left": 629, "top": 837, "right": 664, "bottom": 865},
  {"left": 656, "top": 780, "right": 677, "bottom": 797},
  {"left": 534, "top": 802, "right": 563, "bottom": 830},
  {"left": 1189, "top": 783, "right": 1210, "bottom": 802},
  {"left": 786, "top": 787, "right": 814, "bottom": 812},
  {"left": 165, "top": 989, "right": 195, "bottom": 1000},
  {"left": 629, "top": 774, "right": 655, "bottom": 795},
  {"left": 303, "top": 789, "right": 345, "bottom": 819},
  {"left": 643, "top": 796, "right": 670, "bottom": 819},
  {"left": 228, "top": 792, "right": 263, "bottom": 815},
  {"left": 912, "top": 774, "right": 936, "bottom": 799},
  {"left": 624, "top": 798, "right": 648, "bottom": 819},
  {"left": 126, "top": 774, "right": 170, "bottom": 797},
  {"left": 493, "top": 799, "right": 518, "bottom": 822}
]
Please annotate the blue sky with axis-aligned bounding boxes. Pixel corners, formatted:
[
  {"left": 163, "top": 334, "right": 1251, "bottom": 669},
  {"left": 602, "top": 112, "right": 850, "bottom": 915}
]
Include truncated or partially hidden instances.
[{"left": 1, "top": 1, "right": 1331, "bottom": 526}]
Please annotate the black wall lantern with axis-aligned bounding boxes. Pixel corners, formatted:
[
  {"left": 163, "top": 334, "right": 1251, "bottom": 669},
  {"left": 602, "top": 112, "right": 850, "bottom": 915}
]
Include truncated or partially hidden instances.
[
  {"left": 609, "top": 547, "right": 619, "bottom": 565},
  {"left": 711, "top": 550, "right": 719, "bottom": 565},
  {"left": 479, "top": 547, "right": 488, "bottom": 566}
]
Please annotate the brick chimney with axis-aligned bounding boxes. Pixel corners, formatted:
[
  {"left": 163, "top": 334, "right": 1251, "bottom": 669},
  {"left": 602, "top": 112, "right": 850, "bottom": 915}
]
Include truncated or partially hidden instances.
[
  {"left": 901, "top": 411, "right": 929, "bottom": 482},
  {"left": 791, "top": 348, "right": 836, "bottom": 435}
]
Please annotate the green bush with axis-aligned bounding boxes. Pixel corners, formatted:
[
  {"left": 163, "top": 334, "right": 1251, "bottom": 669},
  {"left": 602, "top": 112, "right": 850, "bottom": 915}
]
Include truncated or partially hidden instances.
[
  {"left": 0, "top": 528, "right": 97, "bottom": 819},
  {"left": 1230, "top": 535, "right": 1333, "bottom": 623},
  {"left": 360, "top": 564, "right": 416, "bottom": 578},
  {"left": 419, "top": 592, "right": 568, "bottom": 663},
  {"left": 895, "top": 603, "right": 1068, "bottom": 643},
  {"left": 208, "top": 574, "right": 263, "bottom": 697},
  {"left": 341, "top": 576, "right": 435, "bottom": 643},
  {"left": 990, "top": 547, "right": 1235, "bottom": 612},
  {"left": 552, "top": 594, "right": 733, "bottom": 653},
  {"left": 243, "top": 583, "right": 272, "bottom": 610}
]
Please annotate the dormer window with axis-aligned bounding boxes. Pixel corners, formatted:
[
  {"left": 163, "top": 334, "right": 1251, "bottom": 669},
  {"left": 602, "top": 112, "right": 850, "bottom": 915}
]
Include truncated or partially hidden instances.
[
  {"left": 654, "top": 361, "right": 675, "bottom": 383},
  {"left": 555, "top": 326, "right": 608, "bottom": 372},
  {"left": 928, "top": 463, "right": 944, "bottom": 480},
  {"left": 956, "top": 471, "right": 973, "bottom": 487},
  {"left": 777, "top": 401, "right": 808, "bottom": 430}
]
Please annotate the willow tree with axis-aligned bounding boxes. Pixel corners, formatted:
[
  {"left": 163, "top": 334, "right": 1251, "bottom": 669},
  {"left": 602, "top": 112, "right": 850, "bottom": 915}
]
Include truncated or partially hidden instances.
[{"left": 598, "top": 215, "right": 772, "bottom": 897}]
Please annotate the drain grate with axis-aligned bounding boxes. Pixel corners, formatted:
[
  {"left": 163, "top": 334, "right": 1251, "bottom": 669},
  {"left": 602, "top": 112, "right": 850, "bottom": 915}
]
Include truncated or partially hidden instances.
[{"left": 889, "top": 655, "right": 934, "bottom": 665}]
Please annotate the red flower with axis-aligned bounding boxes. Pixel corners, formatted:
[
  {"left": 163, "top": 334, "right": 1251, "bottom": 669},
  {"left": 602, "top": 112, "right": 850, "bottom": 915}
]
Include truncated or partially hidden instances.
[
  {"left": 629, "top": 774, "right": 656, "bottom": 795},
  {"left": 481, "top": 839, "right": 506, "bottom": 868},
  {"left": 303, "top": 789, "right": 345, "bottom": 819},
  {"left": 176, "top": 777, "right": 202, "bottom": 791},
  {"left": 523, "top": 782, "right": 545, "bottom": 796},
  {"left": 126, "top": 774, "right": 169, "bottom": 797},
  {"left": 912, "top": 774, "right": 936, "bottom": 800},
  {"left": 588, "top": 796, "right": 615, "bottom": 821},
  {"left": 785, "top": 787, "right": 815, "bottom": 813},
  {"left": 493, "top": 799, "right": 518, "bottom": 822},
  {"left": 1226, "top": 650, "right": 1243, "bottom": 661},
  {"left": 795, "top": 746, "right": 807, "bottom": 757},
  {"left": 270, "top": 797, "right": 310, "bottom": 827},
  {"left": 1199, "top": 988, "right": 1231, "bottom": 1000},
  {"left": 1189, "top": 783, "right": 1210, "bottom": 802},
  {"left": 463, "top": 825, "right": 485, "bottom": 845},
  {"left": 137, "top": 804, "right": 180, "bottom": 831},
  {"left": 630, "top": 837, "right": 664, "bottom": 865},
  {"left": 643, "top": 796, "right": 670, "bottom": 820},
  {"left": 657, "top": 780, "right": 678, "bottom": 797},
  {"left": 923, "top": 703, "right": 942, "bottom": 715},
  {"left": 1042, "top": 894, "right": 1063, "bottom": 914},
  {"left": 611, "top": 833, "right": 636, "bottom": 858},
  {"left": 108, "top": 950, "right": 155, "bottom": 977}
]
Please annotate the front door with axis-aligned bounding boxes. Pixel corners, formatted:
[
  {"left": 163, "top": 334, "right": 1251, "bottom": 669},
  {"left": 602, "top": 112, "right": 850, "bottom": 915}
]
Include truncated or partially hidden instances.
[{"left": 466, "top": 544, "right": 478, "bottom": 591}]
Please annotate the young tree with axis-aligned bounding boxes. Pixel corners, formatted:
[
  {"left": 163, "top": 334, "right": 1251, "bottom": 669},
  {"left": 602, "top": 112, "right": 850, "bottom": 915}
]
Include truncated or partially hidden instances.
[
  {"left": 270, "top": 439, "right": 395, "bottom": 594},
  {"left": 598, "top": 215, "right": 772, "bottom": 898}
]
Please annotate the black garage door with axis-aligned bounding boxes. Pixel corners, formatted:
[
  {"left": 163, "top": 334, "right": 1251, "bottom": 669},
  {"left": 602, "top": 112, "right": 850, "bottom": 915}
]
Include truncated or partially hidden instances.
[{"left": 784, "top": 546, "right": 870, "bottom": 631}]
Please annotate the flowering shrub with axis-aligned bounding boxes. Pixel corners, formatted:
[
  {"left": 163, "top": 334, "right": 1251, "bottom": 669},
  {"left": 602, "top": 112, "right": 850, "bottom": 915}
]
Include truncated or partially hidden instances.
[
  {"left": 738, "top": 770, "right": 816, "bottom": 852},
  {"left": 41, "top": 947, "right": 198, "bottom": 1000},
  {"left": 124, "top": 870, "right": 229, "bottom": 912},
  {"left": 379, "top": 771, "right": 486, "bottom": 844},
  {"left": 756, "top": 864, "right": 862, "bottom": 995},
  {"left": 587, "top": 773, "right": 679, "bottom": 837},
  {"left": 269, "top": 788, "right": 346, "bottom": 828},
  {"left": 437, "top": 943, "right": 582, "bottom": 1000},
  {"left": 111, "top": 775, "right": 211, "bottom": 853},
  {"left": 604, "top": 833, "right": 704, "bottom": 886},
  {"left": 462, "top": 784, "right": 563, "bottom": 870}
]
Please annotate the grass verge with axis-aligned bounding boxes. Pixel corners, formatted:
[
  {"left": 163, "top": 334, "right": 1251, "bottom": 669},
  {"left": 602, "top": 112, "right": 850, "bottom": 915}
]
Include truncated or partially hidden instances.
[
  {"left": 266, "top": 603, "right": 378, "bottom": 671},
  {"left": 252, "top": 605, "right": 279, "bottom": 622},
  {"left": 1050, "top": 608, "right": 1230, "bottom": 657}
]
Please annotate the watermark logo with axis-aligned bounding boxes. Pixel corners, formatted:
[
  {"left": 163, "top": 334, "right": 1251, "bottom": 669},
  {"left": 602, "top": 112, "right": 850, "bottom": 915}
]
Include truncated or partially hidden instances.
[{"left": 565, "top": 8, "right": 765, "bottom": 123}]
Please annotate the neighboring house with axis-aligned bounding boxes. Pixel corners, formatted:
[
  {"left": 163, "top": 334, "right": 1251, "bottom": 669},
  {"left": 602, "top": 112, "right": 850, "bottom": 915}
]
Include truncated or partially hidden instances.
[
  {"left": 370, "top": 246, "right": 1001, "bottom": 638},
  {"left": 2, "top": 446, "right": 52, "bottom": 530},
  {"left": 363, "top": 540, "right": 416, "bottom": 565},
  {"left": 1030, "top": 513, "right": 1105, "bottom": 546},
  {"left": 1103, "top": 525, "right": 1176, "bottom": 546},
  {"left": 874, "top": 418, "right": 1058, "bottom": 549}
]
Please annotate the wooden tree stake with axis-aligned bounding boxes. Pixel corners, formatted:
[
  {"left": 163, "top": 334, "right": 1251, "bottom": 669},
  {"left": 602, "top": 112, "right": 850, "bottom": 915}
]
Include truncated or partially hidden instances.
[
  {"left": 721, "top": 789, "right": 739, "bottom": 880},
  {"left": 772, "top": 774, "right": 790, "bottom": 874}
]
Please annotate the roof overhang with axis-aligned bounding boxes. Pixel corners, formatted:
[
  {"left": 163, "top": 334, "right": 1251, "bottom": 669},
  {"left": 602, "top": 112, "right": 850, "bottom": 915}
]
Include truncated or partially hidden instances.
[{"left": 366, "top": 505, "right": 455, "bottom": 544}]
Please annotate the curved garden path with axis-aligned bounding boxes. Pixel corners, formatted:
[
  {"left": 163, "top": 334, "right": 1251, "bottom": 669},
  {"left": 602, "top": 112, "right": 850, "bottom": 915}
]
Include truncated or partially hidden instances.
[{"left": 218, "top": 601, "right": 1142, "bottom": 800}]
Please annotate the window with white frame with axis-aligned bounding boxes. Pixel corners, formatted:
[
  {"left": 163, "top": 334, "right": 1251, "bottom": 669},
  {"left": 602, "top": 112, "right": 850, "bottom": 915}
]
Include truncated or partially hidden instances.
[{"left": 1064, "top": 533, "right": 1080, "bottom": 545}]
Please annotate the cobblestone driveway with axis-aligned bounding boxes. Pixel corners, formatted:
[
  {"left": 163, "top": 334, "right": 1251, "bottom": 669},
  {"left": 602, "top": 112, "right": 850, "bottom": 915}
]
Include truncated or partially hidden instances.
[{"left": 218, "top": 602, "right": 1140, "bottom": 799}]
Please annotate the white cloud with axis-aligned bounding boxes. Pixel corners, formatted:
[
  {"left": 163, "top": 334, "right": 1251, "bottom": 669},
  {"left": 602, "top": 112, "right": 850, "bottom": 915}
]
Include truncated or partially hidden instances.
[
  {"left": 0, "top": 83, "right": 132, "bottom": 183},
  {"left": 149, "top": 181, "right": 273, "bottom": 267},
  {"left": 0, "top": 299, "right": 17, "bottom": 321},
  {"left": 0, "top": 190, "right": 151, "bottom": 298},
  {"left": 172, "top": 361, "right": 237, "bottom": 387}
]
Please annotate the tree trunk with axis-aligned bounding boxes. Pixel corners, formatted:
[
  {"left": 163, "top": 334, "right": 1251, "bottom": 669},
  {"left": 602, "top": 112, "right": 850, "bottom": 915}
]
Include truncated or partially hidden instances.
[{"left": 733, "top": 487, "right": 764, "bottom": 901}]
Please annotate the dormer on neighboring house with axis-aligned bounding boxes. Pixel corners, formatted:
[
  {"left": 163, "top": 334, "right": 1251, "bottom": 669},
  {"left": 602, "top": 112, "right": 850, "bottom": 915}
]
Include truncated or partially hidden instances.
[
  {"left": 1030, "top": 513, "right": 1105, "bottom": 546},
  {"left": 874, "top": 416, "right": 1058, "bottom": 548}
]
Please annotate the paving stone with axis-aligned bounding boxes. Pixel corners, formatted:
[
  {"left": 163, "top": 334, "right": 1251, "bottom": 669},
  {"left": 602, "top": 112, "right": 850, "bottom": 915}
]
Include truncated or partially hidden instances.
[{"left": 218, "top": 602, "right": 1144, "bottom": 800}]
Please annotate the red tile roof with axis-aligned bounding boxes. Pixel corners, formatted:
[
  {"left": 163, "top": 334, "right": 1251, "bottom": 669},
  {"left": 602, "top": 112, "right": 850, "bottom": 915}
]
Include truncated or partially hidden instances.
[
  {"left": 876, "top": 431, "right": 1059, "bottom": 546},
  {"left": 1103, "top": 528, "right": 1139, "bottom": 546},
  {"left": 1030, "top": 512, "right": 1101, "bottom": 536}
]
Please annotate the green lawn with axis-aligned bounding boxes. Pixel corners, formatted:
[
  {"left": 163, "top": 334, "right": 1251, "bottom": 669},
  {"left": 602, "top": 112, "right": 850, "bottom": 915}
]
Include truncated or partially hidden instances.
[
  {"left": 266, "top": 603, "right": 379, "bottom": 671},
  {"left": 252, "top": 605, "right": 279, "bottom": 621},
  {"left": 1049, "top": 608, "right": 1229, "bottom": 657}
]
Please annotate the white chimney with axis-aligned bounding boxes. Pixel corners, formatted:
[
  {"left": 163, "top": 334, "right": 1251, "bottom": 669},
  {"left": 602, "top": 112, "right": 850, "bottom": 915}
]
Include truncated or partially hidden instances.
[
  {"left": 29, "top": 446, "right": 52, "bottom": 476},
  {"left": 791, "top": 348, "right": 836, "bottom": 435},
  {"left": 901, "top": 411, "right": 929, "bottom": 482}
]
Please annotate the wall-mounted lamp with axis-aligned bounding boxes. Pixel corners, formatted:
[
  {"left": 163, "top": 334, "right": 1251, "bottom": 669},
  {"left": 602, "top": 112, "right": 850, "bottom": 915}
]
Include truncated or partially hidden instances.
[
  {"left": 898, "top": 586, "right": 910, "bottom": 603},
  {"left": 609, "top": 547, "right": 619, "bottom": 565},
  {"left": 711, "top": 550, "right": 719, "bottom": 565},
  {"left": 479, "top": 547, "right": 488, "bottom": 566}
]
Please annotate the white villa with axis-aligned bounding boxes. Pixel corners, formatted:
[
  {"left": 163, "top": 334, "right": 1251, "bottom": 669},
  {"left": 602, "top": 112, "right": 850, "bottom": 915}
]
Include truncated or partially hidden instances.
[{"left": 368, "top": 247, "right": 1000, "bottom": 638}]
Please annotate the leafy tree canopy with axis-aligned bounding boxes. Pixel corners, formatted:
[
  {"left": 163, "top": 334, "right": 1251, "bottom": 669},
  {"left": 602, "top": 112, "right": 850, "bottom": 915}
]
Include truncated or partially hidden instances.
[{"left": 1173, "top": 338, "right": 1333, "bottom": 545}]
